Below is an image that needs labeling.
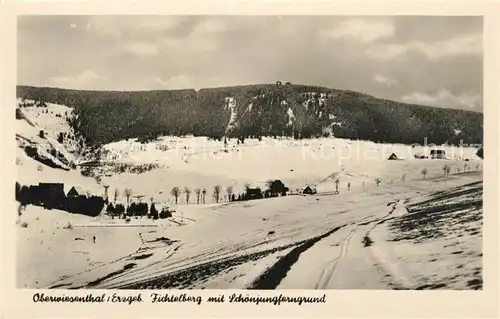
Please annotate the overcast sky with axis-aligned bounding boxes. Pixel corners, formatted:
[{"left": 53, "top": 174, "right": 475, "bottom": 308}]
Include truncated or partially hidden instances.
[{"left": 18, "top": 15, "right": 483, "bottom": 112}]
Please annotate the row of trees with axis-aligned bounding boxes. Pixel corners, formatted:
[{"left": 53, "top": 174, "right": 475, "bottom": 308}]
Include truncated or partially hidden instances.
[
  {"left": 170, "top": 185, "right": 226, "bottom": 204},
  {"left": 105, "top": 202, "right": 172, "bottom": 220},
  {"left": 17, "top": 85, "right": 483, "bottom": 147},
  {"left": 111, "top": 180, "right": 289, "bottom": 209}
]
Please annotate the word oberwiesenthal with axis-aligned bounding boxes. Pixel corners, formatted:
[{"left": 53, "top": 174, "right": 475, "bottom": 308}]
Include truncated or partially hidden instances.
[{"left": 32, "top": 292, "right": 327, "bottom": 306}]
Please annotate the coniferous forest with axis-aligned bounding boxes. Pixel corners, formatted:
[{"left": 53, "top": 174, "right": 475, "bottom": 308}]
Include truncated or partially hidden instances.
[{"left": 17, "top": 84, "right": 483, "bottom": 146}]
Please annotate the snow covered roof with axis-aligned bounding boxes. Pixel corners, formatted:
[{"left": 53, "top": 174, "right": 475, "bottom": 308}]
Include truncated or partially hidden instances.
[{"left": 67, "top": 186, "right": 89, "bottom": 196}]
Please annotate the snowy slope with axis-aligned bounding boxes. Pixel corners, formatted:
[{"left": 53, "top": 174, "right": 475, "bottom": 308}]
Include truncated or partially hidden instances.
[
  {"left": 94, "top": 135, "right": 482, "bottom": 205},
  {"left": 16, "top": 101, "right": 101, "bottom": 195},
  {"left": 18, "top": 171, "right": 482, "bottom": 289}
]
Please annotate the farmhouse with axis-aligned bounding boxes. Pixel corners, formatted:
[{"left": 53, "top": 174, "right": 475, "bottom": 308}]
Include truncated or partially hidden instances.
[
  {"left": 430, "top": 149, "right": 446, "bottom": 159},
  {"left": 302, "top": 185, "right": 316, "bottom": 195},
  {"left": 67, "top": 186, "right": 89, "bottom": 198},
  {"left": 38, "top": 183, "right": 66, "bottom": 207},
  {"left": 246, "top": 188, "right": 263, "bottom": 200}
]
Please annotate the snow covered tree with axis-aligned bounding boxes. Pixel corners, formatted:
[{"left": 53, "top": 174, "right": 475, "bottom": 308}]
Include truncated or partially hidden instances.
[
  {"left": 123, "top": 188, "right": 132, "bottom": 213},
  {"left": 226, "top": 186, "right": 233, "bottom": 201}
]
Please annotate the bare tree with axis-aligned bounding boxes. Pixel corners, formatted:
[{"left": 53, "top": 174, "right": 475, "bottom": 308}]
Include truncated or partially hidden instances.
[
  {"left": 442, "top": 164, "right": 449, "bottom": 176},
  {"left": 114, "top": 188, "right": 119, "bottom": 204},
  {"left": 476, "top": 164, "right": 480, "bottom": 172},
  {"left": 446, "top": 165, "right": 451, "bottom": 176},
  {"left": 213, "top": 185, "right": 222, "bottom": 203},
  {"left": 226, "top": 186, "right": 233, "bottom": 202},
  {"left": 244, "top": 182, "right": 251, "bottom": 192},
  {"left": 171, "top": 187, "right": 180, "bottom": 205},
  {"left": 421, "top": 168, "right": 428, "bottom": 179},
  {"left": 464, "top": 163, "right": 469, "bottom": 172},
  {"left": 401, "top": 174, "right": 406, "bottom": 182},
  {"left": 184, "top": 186, "right": 191, "bottom": 204},
  {"left": 202, "top": 188, "right": 207, "bottom": 204},
  {"left": 195, "top": 188, "right": 201, "bottom": 204},
  {"left": 375, "top": 178, "right": 381, "bottom": 186}
]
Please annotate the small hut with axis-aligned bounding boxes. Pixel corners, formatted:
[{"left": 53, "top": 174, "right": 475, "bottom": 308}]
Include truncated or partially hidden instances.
[
  {"left": 387, "top": 153, "right": 401, "bottom": 160},
  {"left": 302, "top": 185, "right": 316, "bottom": 195}
]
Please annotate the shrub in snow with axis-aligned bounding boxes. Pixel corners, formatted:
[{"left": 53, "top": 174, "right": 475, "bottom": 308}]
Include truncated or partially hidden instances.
[
  {"left": 421, "top": 168, "right": 428, "bottom": 179},
  {"left": 362, "top": 235, "right": 373, "bottom": 247},
  {"left": 21, "top": 222, "right": 28, "bottom": 228},
  {"left": 63, "top": 222, "right": 73, "bottom": 230},
  {"left": 159, "top": 207, "right": 172, "bottom": 219}
]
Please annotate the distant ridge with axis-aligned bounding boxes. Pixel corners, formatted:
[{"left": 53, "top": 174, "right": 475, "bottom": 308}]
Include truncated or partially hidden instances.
[{"left": 17, "top": 84, "right": 483, "bottom": 146}]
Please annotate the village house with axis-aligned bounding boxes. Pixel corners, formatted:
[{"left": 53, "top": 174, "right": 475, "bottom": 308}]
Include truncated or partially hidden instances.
[
  {"left": 246, "top": 188, "right": 263, "bottom": 200},
  {"left": 67, "top": 186, "right": 89, "bottom": 198},
  {"left": 37, "top": 182, "right": 66, "bottom": 207},
  {"left": 302, "top": 185, "right": 316, "bottom": 195},
  {"left": 430, "top": 149, "right": 446, "bottom": 159},
  {"left": 387, "top": 153, "right": 402, "bottom": 160}
]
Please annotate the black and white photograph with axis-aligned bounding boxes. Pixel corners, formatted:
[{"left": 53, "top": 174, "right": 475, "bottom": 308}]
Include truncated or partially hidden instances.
[{"left": 14, "top": 14, "right": 486, "bottom": 292}]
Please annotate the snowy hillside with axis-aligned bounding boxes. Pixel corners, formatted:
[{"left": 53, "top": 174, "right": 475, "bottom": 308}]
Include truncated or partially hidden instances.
[
  {"left": 14, "top": 97, "right": 483, "bottom": 291},
  {"left": 93, "top": 135, "right": 482, "bottom": 205},
  {"left": 17, "top": 169, "right": 483, "bottom": 290},
  {"left": 16, "top": 100, "right": 101, "bottom": 195}
]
